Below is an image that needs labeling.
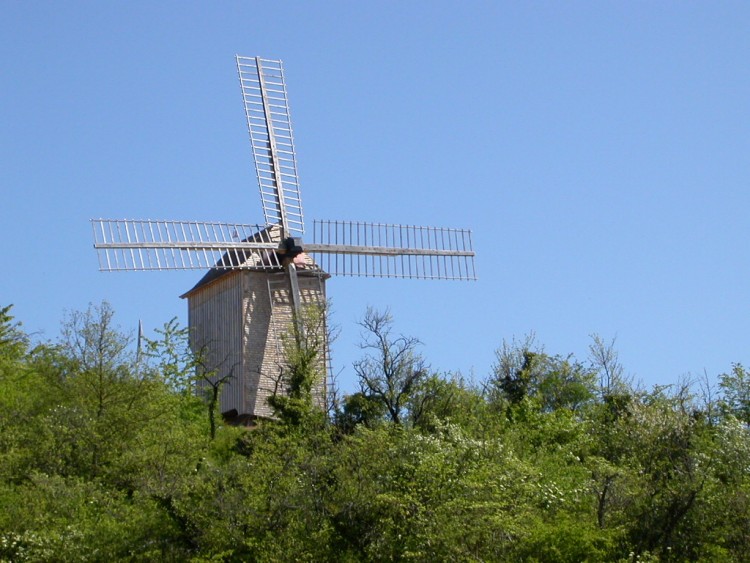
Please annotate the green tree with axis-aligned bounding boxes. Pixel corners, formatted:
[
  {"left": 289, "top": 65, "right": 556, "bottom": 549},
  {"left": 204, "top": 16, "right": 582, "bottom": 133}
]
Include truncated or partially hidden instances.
[
  {"left": 0, "top": 305, "right": 27, "bottom": 366},
  {"left": 491, "top": 335, "right": 596, "bottom": 413},
  {"left": 0, "top": 305, "right": 42, "bottom": 486},
  {"left": 588, "top": 333, "right": 628, "bottom": 398},
  {"left": 616, "top": 384, "right": 715, "bottom": 560},
  {"left": 336, "top": 391, "right": 387, "bottom": 433},
  {"left": 407, "top": 372, "right": 488, "bottom": 433},
  {"left": 0, "top": 303, "right": 210, "bottom": 560},
  {"left": 353, "top": 308, "right": 428, "bottom": 425},
  {"left": 141, "top": 316, "right": 223, "bottom": 439},
  {"left": 719, "top": 363, "right": 750, "bottom": 426}
]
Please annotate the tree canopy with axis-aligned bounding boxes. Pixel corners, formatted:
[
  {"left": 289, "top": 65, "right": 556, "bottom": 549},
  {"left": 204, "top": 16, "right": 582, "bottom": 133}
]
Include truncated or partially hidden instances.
[{"left": 1, "top": 303, "right": 749, "bottom": 562}]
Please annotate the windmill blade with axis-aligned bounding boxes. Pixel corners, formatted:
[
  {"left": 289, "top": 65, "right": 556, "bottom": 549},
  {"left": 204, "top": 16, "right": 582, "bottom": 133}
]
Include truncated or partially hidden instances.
[
  {"left": 91, "top": 219, "right": 284, "bottom": 271},
  {"left": 310, "top": 220, "right": 477, "bottom": 281},
  {"left": 237, "top": 56, "right": 304, "bottom": 236}
]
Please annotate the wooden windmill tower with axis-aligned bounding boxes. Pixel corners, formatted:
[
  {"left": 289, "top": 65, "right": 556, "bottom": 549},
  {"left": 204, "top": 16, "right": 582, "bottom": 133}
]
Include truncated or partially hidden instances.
[{"left": 92, "top": 56, "right": 476, "bottom": 420}]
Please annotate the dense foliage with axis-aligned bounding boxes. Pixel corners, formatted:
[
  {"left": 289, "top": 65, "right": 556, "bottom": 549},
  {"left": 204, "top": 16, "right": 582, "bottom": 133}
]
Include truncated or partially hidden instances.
[{"left": 1, "top": 303, "right": 749, "bottom": 562}]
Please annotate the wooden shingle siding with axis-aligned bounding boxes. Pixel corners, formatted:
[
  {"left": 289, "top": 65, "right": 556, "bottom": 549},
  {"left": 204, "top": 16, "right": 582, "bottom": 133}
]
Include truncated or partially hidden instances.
[
  {"left": 187, "top": 267, "right": 327, "bottom": 420},
  {"left": 188, "top": 271, "right": 246, "bottom": 414}
]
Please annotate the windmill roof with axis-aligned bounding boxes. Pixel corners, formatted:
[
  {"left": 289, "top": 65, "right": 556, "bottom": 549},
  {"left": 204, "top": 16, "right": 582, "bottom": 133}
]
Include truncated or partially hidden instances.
[{"left": 180, "top": 225, "right": 327, "bottom": 298}]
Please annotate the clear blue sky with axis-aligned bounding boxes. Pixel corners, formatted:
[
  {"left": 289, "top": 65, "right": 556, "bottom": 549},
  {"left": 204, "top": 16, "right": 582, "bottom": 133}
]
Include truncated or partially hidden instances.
[{"left": 2, "top": 1, "right": 748, "bottom": 392}]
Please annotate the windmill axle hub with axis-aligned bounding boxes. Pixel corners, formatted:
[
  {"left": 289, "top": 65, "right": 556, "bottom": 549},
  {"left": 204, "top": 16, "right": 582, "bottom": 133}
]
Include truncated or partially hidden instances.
[{"left": 280, "top": 237, "right": 304, "bottom": 258}]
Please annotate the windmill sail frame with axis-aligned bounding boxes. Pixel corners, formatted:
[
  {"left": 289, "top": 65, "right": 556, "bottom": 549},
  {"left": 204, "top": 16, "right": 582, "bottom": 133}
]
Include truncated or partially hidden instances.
[
  {"left": 238, "top": 56, "right": 304, "bottom": 236},
  {"left": 90, "top": 55, "right": 477, "bottom": 421}
]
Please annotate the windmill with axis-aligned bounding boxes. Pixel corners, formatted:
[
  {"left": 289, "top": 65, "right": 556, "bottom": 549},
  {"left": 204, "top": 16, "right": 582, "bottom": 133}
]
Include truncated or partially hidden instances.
[{"left": 92, "top": 56, "right": 476, "bottom": 421}]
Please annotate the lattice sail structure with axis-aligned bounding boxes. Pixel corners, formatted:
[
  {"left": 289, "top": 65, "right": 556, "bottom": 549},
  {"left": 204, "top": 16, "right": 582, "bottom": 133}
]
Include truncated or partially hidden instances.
[
  {"left": 237, "top": 56, "right": 303, "bottom": 236},
  {"left": 92, "top": 219, "right": 284, "bottom": 271},
  {"left": 310, "top": 220, "right": 476, "bottom": 280},
  {"left": 92, "top": 218, "right": 476, "bottom": 280}
]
